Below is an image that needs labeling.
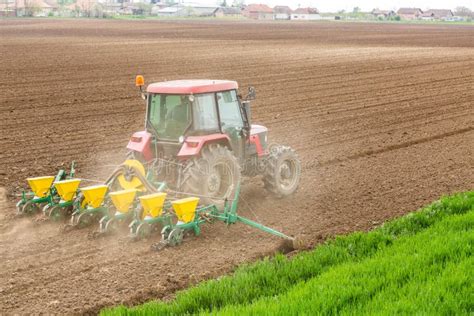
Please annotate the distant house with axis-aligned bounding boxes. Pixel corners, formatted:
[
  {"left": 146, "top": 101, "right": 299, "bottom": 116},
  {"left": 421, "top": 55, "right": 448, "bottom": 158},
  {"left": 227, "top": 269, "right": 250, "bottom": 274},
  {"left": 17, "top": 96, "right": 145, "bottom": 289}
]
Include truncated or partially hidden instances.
[
  {"left": 273, "top": 5, "right": 292, "bottom": 20},
  {"left": 187, "top": 6, "right": 218, "bottom": 17},
  {"left": 214, "top": 6, "right": 242, "bottom": 18},
  {"left": 154, "top": 5, "right": 217, "bottom": 17},
  {"left": 242, "top": 3, "right": 273, "bottom": 20},
  {"left": 0, "top": 0, "right": 16, "bottom": 16},
  {"left": 66, "top": 0, "right": 97, "bottom": 16},
  {"left": 121, "top": 5, "right": 146, "bottom": 15},
  {"left": 102, "top": 2, "right": 122, "bottom": 16},
  {"left": 291, "top": 7, "right": 320, "bottom": 20},
  {"left": 150, "top": 0, "right": 166, "bottom": 6},
  {"left": 11, "top": 0, "right": 56, "bottom": 16},
  {"left": 154, "top": 5, "right": 186, "bottom": 17},
  {"left": 397, "top": 7, "right": 423, "bottom": 20},
  {"left": 421, "top": 9, "right": 454, "bottom": 20},
  {"left": 371, "top": 9, "right": 396, "bottom": 19}
]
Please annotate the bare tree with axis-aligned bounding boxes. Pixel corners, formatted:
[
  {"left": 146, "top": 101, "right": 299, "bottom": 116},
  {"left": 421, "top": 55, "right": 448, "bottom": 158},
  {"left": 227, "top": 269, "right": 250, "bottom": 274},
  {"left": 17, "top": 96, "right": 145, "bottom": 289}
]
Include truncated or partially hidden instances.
[
  {"left": 454, "top": 6, "right": 473, "bottom": 17},
  {"left": 23, "top": 0, "right": 40, "bottom": 16},
  {"left": 231, "top": 0, "right": 244, "bottom": 8}
]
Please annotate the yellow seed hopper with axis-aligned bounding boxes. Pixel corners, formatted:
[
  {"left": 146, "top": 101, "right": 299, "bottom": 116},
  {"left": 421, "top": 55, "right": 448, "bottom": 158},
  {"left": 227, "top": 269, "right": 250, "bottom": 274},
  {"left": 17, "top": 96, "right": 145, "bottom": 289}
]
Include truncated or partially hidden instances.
[
  {"left": 139, "top": 192, "right": 167, "bottom": 219},
  {"left": 18, "top": 162, "right": 77, "bottom": 216},
  {"left": 27, "top": 176, "right": 55, "bottom": 198},
  {"left": 109, "top": 189, "right": 137, "bottom": 213},
  {"left": 54, "top": 179, "right": 81, "bottom": 202},
  {"left": 172, "top": 197, "right": 200, "bottom": 223},
  {"left": 81, "top": 185, "right": 108, "bottom": 209}
]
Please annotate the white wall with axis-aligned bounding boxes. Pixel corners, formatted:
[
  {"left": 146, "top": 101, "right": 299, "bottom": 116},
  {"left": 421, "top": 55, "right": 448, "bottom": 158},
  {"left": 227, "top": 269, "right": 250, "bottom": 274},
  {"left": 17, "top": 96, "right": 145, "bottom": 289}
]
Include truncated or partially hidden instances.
[
  {"left": 274, "top": 13, "right": 290, "bottom": 20},
  {"left": 291, "top": 13, "right": 321, "bottom": 20}
]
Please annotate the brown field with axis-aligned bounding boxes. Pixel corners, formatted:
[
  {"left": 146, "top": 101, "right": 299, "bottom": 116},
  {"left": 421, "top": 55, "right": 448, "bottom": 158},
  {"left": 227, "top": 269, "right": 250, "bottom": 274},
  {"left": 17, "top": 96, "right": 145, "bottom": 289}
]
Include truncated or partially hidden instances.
[{"left": 0, "top": 19, "right": 473, "bottom": 314}]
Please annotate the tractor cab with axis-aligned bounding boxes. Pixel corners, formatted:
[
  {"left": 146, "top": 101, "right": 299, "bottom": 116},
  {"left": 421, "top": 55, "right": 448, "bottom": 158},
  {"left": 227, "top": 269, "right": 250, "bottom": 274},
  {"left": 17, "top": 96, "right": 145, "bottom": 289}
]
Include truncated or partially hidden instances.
[
  {"left": 132, "top": 78, "right": 266, "bottom": 163},
  {"left": 128, "top": 76, "right": 299, "bottom": 205}
]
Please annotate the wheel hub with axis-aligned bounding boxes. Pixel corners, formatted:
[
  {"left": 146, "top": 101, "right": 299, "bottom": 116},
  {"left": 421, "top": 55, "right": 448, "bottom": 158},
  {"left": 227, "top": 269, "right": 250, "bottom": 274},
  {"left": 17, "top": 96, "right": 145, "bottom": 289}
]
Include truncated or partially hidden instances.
[{"left": 280, "top": 162, "right": 292, "bottom": 179}]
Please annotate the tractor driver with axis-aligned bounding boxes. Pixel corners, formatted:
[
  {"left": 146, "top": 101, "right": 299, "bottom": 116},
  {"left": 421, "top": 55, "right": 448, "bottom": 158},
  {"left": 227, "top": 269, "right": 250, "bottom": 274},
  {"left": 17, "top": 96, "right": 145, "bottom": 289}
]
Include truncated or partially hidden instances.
[{"left": 164, "top": 96, "right": 190, "bottom": 139}]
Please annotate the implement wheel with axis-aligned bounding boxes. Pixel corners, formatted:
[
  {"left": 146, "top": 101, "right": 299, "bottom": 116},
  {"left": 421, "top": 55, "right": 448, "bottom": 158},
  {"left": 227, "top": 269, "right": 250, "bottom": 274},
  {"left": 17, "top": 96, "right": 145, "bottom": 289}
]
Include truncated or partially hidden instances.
[
  {"left": 47, "top": 205, "right": 64, "bottom": 221},
  {"left": 136, "top": 222, "right": 151, "bottom": 239},
  {"left": 181, "top": 144, "right": 240, "bottom": 208},
  {"left": 42, "top": 204, "right": 51, "bottom": 215},
  {"left": 21, "top": 200, "right": 39, "bottom": 215},
  {"left": 263, "top": 145, "right": 301, "bottom": 197},
  {"left": 167, "top": 227, "right": 184, "bottom": 246},
  {"left": 105, "top": 218, "right": 118, "bottom": 233},
  {"left": 71, "top": 212, "right": 94, "bottom": 228}
]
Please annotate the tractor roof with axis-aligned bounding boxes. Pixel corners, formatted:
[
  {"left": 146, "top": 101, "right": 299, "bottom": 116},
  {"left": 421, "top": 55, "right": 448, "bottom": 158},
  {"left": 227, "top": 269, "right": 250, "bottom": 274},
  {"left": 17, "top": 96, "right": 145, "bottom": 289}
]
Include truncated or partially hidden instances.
[{"left": 147, "top": 80, "right": 238, "bottom": 94}]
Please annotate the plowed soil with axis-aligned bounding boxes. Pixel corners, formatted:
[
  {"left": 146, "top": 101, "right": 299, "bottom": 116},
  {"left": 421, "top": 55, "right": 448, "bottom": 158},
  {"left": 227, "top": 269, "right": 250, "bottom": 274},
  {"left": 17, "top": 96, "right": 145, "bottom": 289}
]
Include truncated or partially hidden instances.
[{"left": 0, "top": 19, "right": 473, "bottom": 314}]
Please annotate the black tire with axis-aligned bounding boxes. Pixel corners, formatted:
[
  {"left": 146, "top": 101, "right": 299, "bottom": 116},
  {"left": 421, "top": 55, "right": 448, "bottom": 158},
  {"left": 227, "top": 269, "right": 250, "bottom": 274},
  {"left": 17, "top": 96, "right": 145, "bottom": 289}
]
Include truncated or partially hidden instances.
[
  {"left": 181, "top": 144, "right": 241, "bottom": 208},
  {"left": 263, "top": 145, "right": 301, "bottom": 197}
]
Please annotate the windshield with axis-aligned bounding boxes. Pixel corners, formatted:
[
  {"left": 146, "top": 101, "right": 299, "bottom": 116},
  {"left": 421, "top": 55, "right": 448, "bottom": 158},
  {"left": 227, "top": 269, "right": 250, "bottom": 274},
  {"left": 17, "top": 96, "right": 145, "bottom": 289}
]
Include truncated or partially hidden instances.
[{"left": 148, "top": 94, "right": 191, "bottom": 140}]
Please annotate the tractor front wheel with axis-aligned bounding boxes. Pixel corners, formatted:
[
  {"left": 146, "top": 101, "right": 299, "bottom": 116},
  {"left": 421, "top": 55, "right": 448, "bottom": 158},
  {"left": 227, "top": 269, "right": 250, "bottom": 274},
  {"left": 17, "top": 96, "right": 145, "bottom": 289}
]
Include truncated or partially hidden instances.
[
  {"left": 181, "top": 144, "right": 240, "bottom": 208},
  {"left": 263, "top": 145, "right": 301, "bottom": 197}
]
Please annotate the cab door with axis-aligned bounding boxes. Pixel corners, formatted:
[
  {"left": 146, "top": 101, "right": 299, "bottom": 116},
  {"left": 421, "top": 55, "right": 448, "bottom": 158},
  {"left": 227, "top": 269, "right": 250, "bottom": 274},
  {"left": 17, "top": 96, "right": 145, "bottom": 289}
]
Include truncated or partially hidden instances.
[{"left": 216, "top": 90, "right": 245, "bottom": 161}]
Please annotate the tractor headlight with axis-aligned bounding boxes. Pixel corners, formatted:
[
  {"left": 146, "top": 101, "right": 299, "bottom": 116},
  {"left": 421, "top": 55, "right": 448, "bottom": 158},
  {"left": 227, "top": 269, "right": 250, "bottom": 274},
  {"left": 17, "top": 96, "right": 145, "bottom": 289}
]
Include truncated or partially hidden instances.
[{"left": 179, "top": 136, "right": 185, "bottom": 144}]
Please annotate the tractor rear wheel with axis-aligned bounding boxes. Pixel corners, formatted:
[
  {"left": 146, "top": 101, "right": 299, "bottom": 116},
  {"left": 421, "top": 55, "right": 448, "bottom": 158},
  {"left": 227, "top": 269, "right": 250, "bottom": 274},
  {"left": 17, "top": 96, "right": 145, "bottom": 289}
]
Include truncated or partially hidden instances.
[
  {"left": 181, "top": 144, "right": 240, "bottom": 208},
  {"left": 263, "top": 145, "right": 301, "bottom": 197}
]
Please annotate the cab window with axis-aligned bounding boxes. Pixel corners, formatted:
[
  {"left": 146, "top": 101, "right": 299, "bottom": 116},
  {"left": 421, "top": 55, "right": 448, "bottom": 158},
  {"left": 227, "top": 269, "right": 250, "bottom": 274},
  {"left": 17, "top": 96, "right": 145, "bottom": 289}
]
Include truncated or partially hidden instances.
[
  {"left": 148, "top": 94, "right": 191, "bottom": 140},
  {"left": 217, "top": 90, "right": 243, "bottom": 128},
  {"left": 193, "top": 93, "right": 219, "bottom": 132}
]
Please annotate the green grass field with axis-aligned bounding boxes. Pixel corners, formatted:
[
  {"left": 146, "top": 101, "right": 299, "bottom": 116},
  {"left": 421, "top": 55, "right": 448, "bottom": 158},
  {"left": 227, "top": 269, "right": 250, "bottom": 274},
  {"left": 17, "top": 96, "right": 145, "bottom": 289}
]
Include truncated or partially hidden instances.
[{"left": 102, "top": 191, "right": 474, "bottom": 315}]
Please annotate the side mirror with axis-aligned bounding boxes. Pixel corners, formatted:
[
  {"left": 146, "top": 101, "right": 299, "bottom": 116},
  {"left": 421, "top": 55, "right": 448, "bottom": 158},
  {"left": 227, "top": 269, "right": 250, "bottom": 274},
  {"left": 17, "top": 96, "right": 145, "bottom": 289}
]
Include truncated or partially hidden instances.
[{"left": 245, "top": 86, "right": 256, "bottom": 101}]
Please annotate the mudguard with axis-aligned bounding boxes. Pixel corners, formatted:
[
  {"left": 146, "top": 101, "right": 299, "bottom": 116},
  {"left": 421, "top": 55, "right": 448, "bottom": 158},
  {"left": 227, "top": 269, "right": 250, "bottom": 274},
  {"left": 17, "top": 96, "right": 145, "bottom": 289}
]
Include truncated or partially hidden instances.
[
  {"left": 177, "top": 134, "right": 231, "bottom": 159},
  {"left": 249, "top": 124, "right": 268, "bottom": 157},
  {"left": 126, "top": 131, "right": 153, "bottom": 161}
]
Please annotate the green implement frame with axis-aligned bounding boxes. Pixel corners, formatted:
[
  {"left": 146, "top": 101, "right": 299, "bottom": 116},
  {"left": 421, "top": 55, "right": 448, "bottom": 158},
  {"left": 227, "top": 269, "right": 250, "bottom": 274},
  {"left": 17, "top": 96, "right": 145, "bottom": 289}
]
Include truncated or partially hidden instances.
[
  {"left": 127, "top": 182, "right": 174, "bottom": 239},
  {"left": 70, "top": 200, "right": 110, "bottom": 228},
  {"left": 16, "top": 162, "right": 76, "bottom": 216},
  {"left": 153, "top": 184, "right": 294, "bottom": 250}
]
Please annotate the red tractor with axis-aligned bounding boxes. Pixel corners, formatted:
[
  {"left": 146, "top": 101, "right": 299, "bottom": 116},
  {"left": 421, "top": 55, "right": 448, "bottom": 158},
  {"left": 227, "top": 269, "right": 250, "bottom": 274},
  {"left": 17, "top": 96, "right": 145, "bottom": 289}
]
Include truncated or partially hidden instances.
[{"left": 126, "top": 76, "right": 301, "bottom": 206}]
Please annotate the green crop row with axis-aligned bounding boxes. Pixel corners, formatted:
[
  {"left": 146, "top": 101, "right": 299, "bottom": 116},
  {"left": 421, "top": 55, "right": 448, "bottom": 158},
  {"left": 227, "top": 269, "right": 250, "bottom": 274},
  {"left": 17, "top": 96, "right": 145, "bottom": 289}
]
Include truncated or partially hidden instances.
[
  {"left": 102, "top": 191, "right": 474, "bottom": 315},
  {"left": 215, "top": 203, "right": 474, "bottom": 314}
]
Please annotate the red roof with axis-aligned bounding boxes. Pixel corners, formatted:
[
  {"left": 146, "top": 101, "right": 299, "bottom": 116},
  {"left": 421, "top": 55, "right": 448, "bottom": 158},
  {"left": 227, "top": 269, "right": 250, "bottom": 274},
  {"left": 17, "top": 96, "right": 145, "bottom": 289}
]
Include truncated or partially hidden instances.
[
  {"left": 422, "top": 9, "right": 453, "bottom": 18},
  {"left": 397, "top": 8, "right": 422, "bottom": 14},
  {"left": 245, "top": 4, "right": 273, "bottom": 13},
  {"left": 147, "top": 80, "right": 238, "bottom": 94},
  {"left": 273, "top": 5, "right": 292, "bottom": 14}
]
